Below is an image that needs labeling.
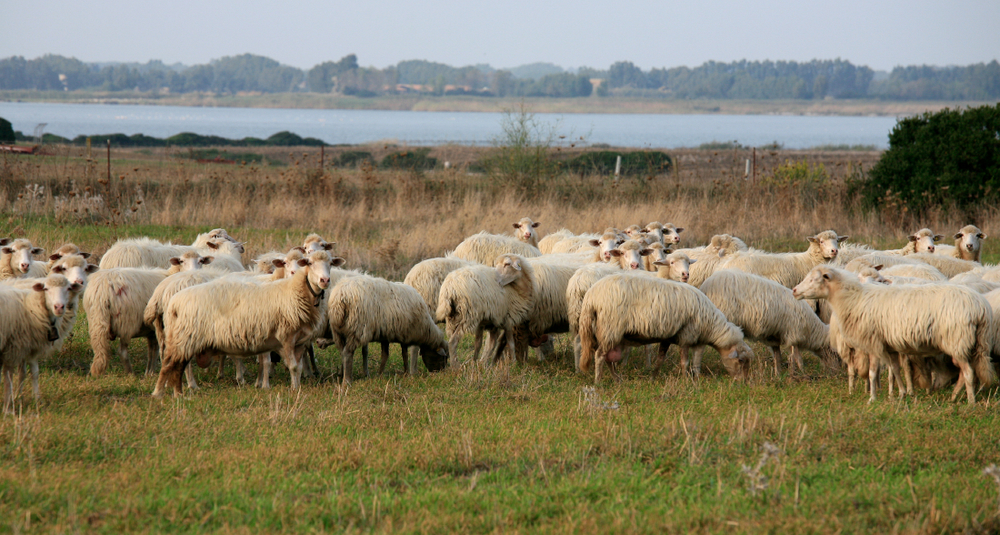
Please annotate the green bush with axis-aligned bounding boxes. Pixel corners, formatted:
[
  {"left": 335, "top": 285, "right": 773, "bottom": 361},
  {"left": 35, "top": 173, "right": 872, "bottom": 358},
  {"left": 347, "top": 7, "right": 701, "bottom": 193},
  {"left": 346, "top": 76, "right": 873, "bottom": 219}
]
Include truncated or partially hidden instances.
[
  {"left": 852, "top": 104, "right": 1000, "bottom": 215},
  {"left": 335, "top": 150, "right": 374, "bottom": 168},
  {"left": 764, "top": 160, "right": 829, "bottom": 186},
  {"left": 0, "top": 117, "right": 14, "bottom": 143},
  {"left": 380, "top": 148, "right": 437, "bottom": 170},
  {"left": 72, "top": 133, "right": 166, "bottom": 147},
  {"left": 566, "top": 151, "right": 672, "bottom": 177}
]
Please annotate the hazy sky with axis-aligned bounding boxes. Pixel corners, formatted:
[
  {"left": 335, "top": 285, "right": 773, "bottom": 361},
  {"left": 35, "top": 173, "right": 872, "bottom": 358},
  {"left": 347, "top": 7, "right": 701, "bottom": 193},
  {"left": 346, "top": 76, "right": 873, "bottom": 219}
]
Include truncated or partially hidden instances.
[{"left": 2, "top": 0, "right": 997, "bottom": 72}]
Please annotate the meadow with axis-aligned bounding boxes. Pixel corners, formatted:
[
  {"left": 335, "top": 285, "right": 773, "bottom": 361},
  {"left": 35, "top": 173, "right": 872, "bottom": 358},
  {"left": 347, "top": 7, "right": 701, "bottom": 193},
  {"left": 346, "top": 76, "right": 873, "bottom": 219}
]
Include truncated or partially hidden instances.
[{"left": 1, "top": 144, "right": 1000, "bottom": 533}]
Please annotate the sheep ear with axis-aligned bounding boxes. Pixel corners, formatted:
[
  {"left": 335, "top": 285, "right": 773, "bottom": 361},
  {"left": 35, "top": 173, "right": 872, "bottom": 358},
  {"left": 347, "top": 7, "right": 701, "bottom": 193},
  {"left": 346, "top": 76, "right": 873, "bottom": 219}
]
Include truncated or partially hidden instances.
[
  {"left": 293, "top": 246, "right": 306, "bottom": 253},
  {"left": 688, "top": 258, "right": 697, "bottom": 264},
  {"left": 80, "top": 252, "right": 92, "bottom": 259},
  {"left": 512, "top": 223, "right": 520, "bottom": 229},
  {"left": 69, "top": 282, "right": 82, "bottom": 293},
  {"left": 169, "top": 257, "right": 182, "bottom": 265},
  {"left": 873, "top": 264, "right": 883, "bottom": 271},
  {"left": 297, "top": 258, "right": 310, "bottom": 267},
  {"left": 884, "top": 279, "right": 893, "bottom": 284},
  {"left": 200, "top": 256, "right": 214, "bottom": 265},
  {"left": 206, "top": 241, "right": 220, "bottom": 250},
  {"left": 980, "top": 233, "right": 988, "bottom": 239},
  {"left": 807, "top": 236, "right": 818, "bottom": 243},
  {"left": 85, "top": 264, "right": 99, "bottom": 273},
  {"left": 953, "top": 232, "right": 963, "bottom": 240},
  {"left": 32, "top": 282, "right": 45, "bottom": 292},
  {"left": 0, "top": 238, "right": 9, "bottom": 246},
  {"left": 837, "top": 235, "right": 848, "bottom": 242},
  {"left": 821, "top": 272, "right": 831, "bottom": 280},
  {"left": 609, "top": 250, "right": 624, "bottom": 257},
  {"left": 1, "top": 247, "right": 11, "bottom": 254},
  {"left": 908, "top": 235, "right": 918, "bottom": 242},
  {"left": 272, "top": 259, "right": 286, "bottom": 268},
  {"left": 49, "top": 253, "right": 62, "bottom": 261},
  {"left": 676, "top": 227, "right": 684, "bottom": 234},
  {"left": 52, "top": 265, "right": 65, "bottom": 273},
  {"left": 639, "top": 249, "right": 653, "bottom": 256},
  {"left": 331, "top": 257, "right": 346, "bottom": 267},
  {"left": 322, "top": 242, "right": 335, "bottom": 251},
  {"left": 652, "top": 260, "right": 666, "bottom": 266},
  {"left": 531, "top": 222, "right": 539, "bottom": 228},
  {"left": 31, "top": 247, "right": 44, "bottom": 255},
  {"left": 588, "top": 239, "right": 600, "bottom": 247},
  {"left": 933, "top": 234, "right": 944, "bottom": 242}
]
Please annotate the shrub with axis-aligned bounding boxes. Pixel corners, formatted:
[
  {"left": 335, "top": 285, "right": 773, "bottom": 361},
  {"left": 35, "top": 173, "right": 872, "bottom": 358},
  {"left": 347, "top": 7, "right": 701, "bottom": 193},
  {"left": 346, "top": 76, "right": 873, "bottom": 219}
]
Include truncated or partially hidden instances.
[
  {"left": 764, "top": 160, "right": 829, "bottom": 186},
  {"left": 380, "top": 148, "right": 437, "bottom": 170},
  {"left": 0, "top": 117, "right": 14, "bottom": 143},
  {"left": 336, "top": 150, "right": 375, "bottom": 168},
  {"left": 852, "top": 104, "right": 1000, "bottom": 216},
  {"left": 482, "top": 104, "right": 559, "bottom": 192},
  {"left": 265, "top": 131, "right": 325, "bottom": 147}
]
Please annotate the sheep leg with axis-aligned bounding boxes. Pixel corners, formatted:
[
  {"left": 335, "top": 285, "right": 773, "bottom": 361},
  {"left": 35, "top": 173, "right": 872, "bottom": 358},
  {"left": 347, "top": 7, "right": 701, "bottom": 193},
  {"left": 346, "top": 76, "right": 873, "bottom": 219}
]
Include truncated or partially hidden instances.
[
  {"left": 341, "top": 342, "right": 356, "bottom": 385},
  {"left": 406, "top": 345, "right": 418, "bottom": 375},
  {"left": 474, "top": 328, "right": 486, "bottom": 362},
  {"left": 118, "top": 337, "right": 134, "bottom": 375},
  {"left": 886, "top": 356, "right": 904, "bottom": 399},
  {"left": 216, "top": 355, "right": 226, "bottom": 379},
  {"left": 447, "top": 326, "right": 462, "bottom": 365},
  {"left": 286, "top": 343, "right": 304, "bottom": 390},
  {"left": 234, "top": 358, "right": 246, "bottom": 386},
  {"left": 304, "top": 344, "right": 319, "bottom": 379},
  {"left": 951, "top": 357, "right": 976, "bottom": 404},
  {"left": 644, "top": 344, "right": 655, "bottom": 370},
  {"left": 595, "top": 350, "right": 606, "bottom": 384},
  {"left": 679, "top": 347, "right": 690, "bottom": 376},
  {"left": 652, "top": 343, "right": 669, "bottom": 373},
  {"left": 847, "top": 358, "right": 856, "bottom": 395},
  {"left": 378, "top": 342, "right": 391, "bottom": 375},
  {"left": 691, "top": 346, "right": 706, "bottom": 378},
  {"left": 573, "top": 335, "right": 583, "bottom": 371},
  {"left": 256, "top": 353, "right": 272, "bottom": 389},
  {"left": 868, "top": 358, "right": 880, "bottom": 403},
  {"left": 146, "top": 335, "right": 159, "bottom": 375},
  {"left": 791, "top": 346, "right": 805, "bottom": 374},
  {"left": 506, "top": 329, "right": 518, "bottom": 363},
  {"left": 361, "top": 344, "right": 370, "bottom": 378},
  {"left": 3, "top": 367, "right": 14, "bottom": 414},
  {"left": 770, "top": 346, "right": 781, "bottom": 376},
  {"left": 185, "top": 365, "right": 200, "bottom": 391},
  {"left": 900, "top": 355, "right": 914, "bottom": 396},
  {"left": 89, "top": 324, "right": 112, "bottom": 377}
]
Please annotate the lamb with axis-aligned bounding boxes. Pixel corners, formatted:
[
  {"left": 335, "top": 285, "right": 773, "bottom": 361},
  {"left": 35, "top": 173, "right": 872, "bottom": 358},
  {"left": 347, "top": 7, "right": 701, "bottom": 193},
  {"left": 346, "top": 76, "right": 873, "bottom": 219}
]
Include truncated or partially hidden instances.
[
  {"left": 512, "top": 217, "right": 541, "bottom": 248},
  {"left": 84, "top": 254, "right": 208, "bottom": 377},
  {"left": 578, "top": 274, "right": 753, "bottom": 382},
  {"left": 792, "top": 265, "right": 997, "bottom": 403},
  {"left": 719, "top": 230, "right": 847, "bottom": 288},
  {"left": 0, "top": 274, "right": 81, "bottom": 412},
  {"left": 436, "top": 254, "right": 535, "bottom": 363},
  {"left": 905, "top": 252, "right": 979, "bottom": 278},
  {"left": 450, "top": 231, "right": 541, "bottom": 265},
  {"left": 700, "top": 270, "right": 830, "bottom": 375},
  {"left": 936, "top": 224, "right": 987, "bottom": 262},
  {"left": 327, "top": 274, "right": 449, "bottom": 384},
  {"left": 881, "top": 228, "right": 941, "bottom": 255},
  {"left": 403, "top": 257, "right": 477, "bottom": 321},
  {"left": 99, "top": 232, "right": 245, "bottom": 271},
  {"left": 0, "top": 239, "right": 47, "bottom": 279},
  {"left": 153, "top": 250, "right": 336, "bottom": 396}
]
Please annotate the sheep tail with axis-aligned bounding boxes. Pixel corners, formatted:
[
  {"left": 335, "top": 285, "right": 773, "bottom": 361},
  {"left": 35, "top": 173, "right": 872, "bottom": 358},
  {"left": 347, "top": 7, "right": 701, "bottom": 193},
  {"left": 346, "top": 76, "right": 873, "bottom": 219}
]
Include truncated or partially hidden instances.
[
  {"left": 974, "top": 318, "right": 998, "bottom": 388},
  {"left": 578, "top": 304, "right": 597, "bottom": 374},
  {"left": 87, "top": 296, "right": 112, "bottom": 377}
]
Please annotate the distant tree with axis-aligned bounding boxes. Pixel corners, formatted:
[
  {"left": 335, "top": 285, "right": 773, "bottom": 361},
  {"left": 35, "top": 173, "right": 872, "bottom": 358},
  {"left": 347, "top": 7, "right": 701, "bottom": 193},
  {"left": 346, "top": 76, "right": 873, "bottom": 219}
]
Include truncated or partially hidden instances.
[
  {"left": 0, "top": 117, "right": 15, "bottom": 143},
  {"left": 607, "top": 61, "right": 646, "bottom": 89},
  {"left": 307, "top": 54, "right": 359, "bottom": 92}
]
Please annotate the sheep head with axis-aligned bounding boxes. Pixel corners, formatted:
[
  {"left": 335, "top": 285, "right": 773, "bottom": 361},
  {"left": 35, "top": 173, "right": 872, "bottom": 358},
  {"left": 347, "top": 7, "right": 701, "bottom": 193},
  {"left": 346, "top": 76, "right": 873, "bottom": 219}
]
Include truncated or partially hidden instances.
[
  {"left": 907, "top": 228, "right": 941, "bottom": 253},
  {"left": 807, "top": 230, "right": 847, "bottom": 260},
  {"left": 653, "top": 252, "right": 696, "bottom": 283},
  {"left": 512, "top": 218, "right": 540, "bottom": 244}
]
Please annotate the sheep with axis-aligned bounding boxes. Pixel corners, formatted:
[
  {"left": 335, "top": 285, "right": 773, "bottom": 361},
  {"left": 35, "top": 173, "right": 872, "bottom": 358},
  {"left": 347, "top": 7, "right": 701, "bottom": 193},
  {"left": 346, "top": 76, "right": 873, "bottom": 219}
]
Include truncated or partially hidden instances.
[
  {"left": 937, "top": 224, "right": 987, "bottom": 262},
  {"left": 511, "top": 257, "right": 584, "bottom": 361},
  {"left": 880, "top": 263, "right": 947, "bottom": 281},
  {"left": 0, "top": 274, "right": 82, "bottom": 411},
  {"left": 905, "top": 253, "right": 979, "bottom": 278},
  {"left": 578, "top": 274, "right": 753, "bottom": 382},
  {"left": 680, "top": 234, "right": 749, "bottom": 288},
  {"left": 701, "top": 270, "right": 830, "bottom": 375},
  {"left": 450, "top": 231, "right": 541, "bottom": 265},
  {"left": 588, "top": 231, "right": 627, "bottom": 263},
  {"left": 844, "top": 253, "right": 925, "bottom": 274},
  {"left": 642, "top": 242, "right": 670, "bottom": 272},
  {"left": 651, "top": 222, "right": 684, "bottom": 245},
  {"left": 881, "top": 228, "right": 942, "bottom": 255},
  {"left": 153, "top": 250, "right": 337, "bottom": 397},
  {"left": 719, "top": 230, "right": 847, "bottom": 288},
  {"left": 512, "top": 217, "right": 541, "bottom": 248},
  {"left": 303, "top": 234, "right": 335, "bottom": 254},
  {"left": 830, "top": 243, "right": 878, "bottom": 267},
  {"left": 99, "top": 233, "right": 245, "bottom": 272},
  {"left": 948, "top": 272, "right": 1000, "bottom": 294},
  {"left": 538, "top": 229, "right": 578, "bottom": 254},
  {"left": 652, "top": 252, "right": 696, "bottom": 283},
  {"left": 84, "top": 254, "right": 208, "bottom": 377},
  {"left": 252, "top": 251, "right": 287, "bottom": 273},
  {"left": 46, "top": 243, "right": 91, "bottom": 270},
  {"left": 436, "top": 254, "right": 535, "bottom": 363},
  {"left": 1, "top": 239, "right": 47, "bottom": 279},
  {"left": 403, "top": 257, "right": 477, "bottom": 321},
  {"left": 327, "top": 274, "right": 449, "bottom": 384},
  {"left": 792, "top": 265, "right": 997, "bottom": 403}
]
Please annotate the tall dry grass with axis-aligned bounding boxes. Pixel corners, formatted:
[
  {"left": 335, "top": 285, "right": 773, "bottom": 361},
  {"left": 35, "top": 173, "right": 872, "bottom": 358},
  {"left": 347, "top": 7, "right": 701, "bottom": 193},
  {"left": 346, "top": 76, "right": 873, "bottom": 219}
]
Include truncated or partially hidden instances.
[{"left": 2, "top": 145, "right": 997, "bottom": 278}]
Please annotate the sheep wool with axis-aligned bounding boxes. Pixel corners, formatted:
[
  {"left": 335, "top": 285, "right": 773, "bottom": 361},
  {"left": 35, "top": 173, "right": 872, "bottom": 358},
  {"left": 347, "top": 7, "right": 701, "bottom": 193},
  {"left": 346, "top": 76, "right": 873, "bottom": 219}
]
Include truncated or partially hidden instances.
[{"left": 451, "top": 231, "right": 542, "bottom": 265}]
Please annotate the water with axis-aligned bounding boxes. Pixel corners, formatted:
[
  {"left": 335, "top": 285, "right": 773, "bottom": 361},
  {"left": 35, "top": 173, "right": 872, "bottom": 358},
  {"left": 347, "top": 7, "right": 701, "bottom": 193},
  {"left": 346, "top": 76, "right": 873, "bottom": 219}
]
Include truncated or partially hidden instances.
[{"left": 0, "top": 101, "right": 900, "bottom": 149}]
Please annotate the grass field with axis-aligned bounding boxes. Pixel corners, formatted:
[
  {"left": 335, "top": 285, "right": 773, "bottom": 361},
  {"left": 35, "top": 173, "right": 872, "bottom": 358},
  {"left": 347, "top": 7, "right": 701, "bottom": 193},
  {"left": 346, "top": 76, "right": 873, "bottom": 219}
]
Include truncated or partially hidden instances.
[{"left": 2, "top": 146, "right": 1000, "bottom": 533}]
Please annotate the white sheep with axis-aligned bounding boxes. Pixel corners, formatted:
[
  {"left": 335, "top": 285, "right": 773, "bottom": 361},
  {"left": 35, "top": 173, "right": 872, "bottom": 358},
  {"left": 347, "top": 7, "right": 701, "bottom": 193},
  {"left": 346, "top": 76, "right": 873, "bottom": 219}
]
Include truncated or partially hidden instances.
[
  {"left": 436, "top": 254, "right": 535, "bottom": 363},
  {"left": 844, "top": 253, "right": 925, "bottom": 274},
  {"left": 537, "top": 229, "right": 577, "bottom": 254},
  {"left": 719, "top": 230, "right": 847, "bottom": 288},
  {"left": 0, "top": 239, "right": 47, "bottom": 279},
  {"left": 936, "top": 224, "right": 987, "bottom": 262},
  {"left": 792, "top": 265, "right": 997, "bottom": 403},
  {"left": 512, "top": 217, "right": 541, "bottom": 248},
  {"left": 303, "top": 234, "right": 335, "bottom": 254},
  {"left": 327, "top": 274, "right": 449, "bottom": 384},
  {"left": 681, "top": 234, "right": 749, "bottom": 288},
  {"left": 701, "top": 270, "right": 830, "bottom": 375},
  {"left": 99, "top": 233, "right": 245, "bottom": 272},
  {"left": 652, "top": 222, "right": 684, "bottom": 245},
  {"left": 153, "top": 250, "right": 336, "bottom": 396},
  {"left": 881, "top": 228, "right": 942, "bottom": 255},
  {"left": 46, "top": 243, "right": 91, "bottom": 271},
  {"left": 642, "top": 242, "right": 670, "bottom": 272},
  {"left": 578, "top": 274, "right": 753, "bottom": 382},
  {"left": 652, "top": 252, "right": 696, "bottom": 283},
  {"left": 403, "top": 256, "right": 477, "bottom": 321},
  {"left": 905, "top": 252, "right": 979, "bottom": 278},
  {"left": 880, "top": 263, "right": 947, "bottom": 281},
  {"left": 450, "top": 231, "right": 542, "bottom": 265},
  {"left": 948, "top": 272, "right": 1000, "bottom": 294},
  {"left": 0, "top": 274, "right": 81, "bottom": 411},
  {"left": 830, "top": 243, "right": 877, "bottom": 267}
]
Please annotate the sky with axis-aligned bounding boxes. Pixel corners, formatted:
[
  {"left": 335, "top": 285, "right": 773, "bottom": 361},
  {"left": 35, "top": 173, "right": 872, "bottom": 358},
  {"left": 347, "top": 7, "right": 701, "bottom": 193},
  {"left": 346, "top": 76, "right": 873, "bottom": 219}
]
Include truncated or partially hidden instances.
[{"left": 1, "top": 0, "right": 998, "bottom": 72}]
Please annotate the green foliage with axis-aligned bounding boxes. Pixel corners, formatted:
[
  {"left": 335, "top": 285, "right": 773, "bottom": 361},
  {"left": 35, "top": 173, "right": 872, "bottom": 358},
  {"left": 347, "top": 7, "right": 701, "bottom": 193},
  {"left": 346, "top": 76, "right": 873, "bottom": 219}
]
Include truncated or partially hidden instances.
[
  {"left": 264, "top": 131, "right": 325, "bottom": 147},
  {"left": 852, "top": 104, "right": 1000, "bottom": 216},
  {"left": 380, "top": 148, "right": 437, "bottom": 170},
  {"left": 40, "top": 133, "right": 71, "bottom": 144},
  {"left": 482, "top": 105, "right": 559, "bottom": 192},
  {"left": 335, "top": 150, "right": 374, "bottom": 168},
  {"left": 306, "top": 54, "right": 358, "bottom": 93},
  {"left": 182, "top": 148, "right": 267, "bottom": 164},
  {"left": 764, "top": 160, "right": 830, "bottom": 186},
  {"left": 0, "top": 116, "right": 14, "bottom": 143},
  {"left": 72, "top": 133, "right": 166, "bottom": 147},
  {"left": 566, "top": 151, "right": 672, "bottom": 177}
]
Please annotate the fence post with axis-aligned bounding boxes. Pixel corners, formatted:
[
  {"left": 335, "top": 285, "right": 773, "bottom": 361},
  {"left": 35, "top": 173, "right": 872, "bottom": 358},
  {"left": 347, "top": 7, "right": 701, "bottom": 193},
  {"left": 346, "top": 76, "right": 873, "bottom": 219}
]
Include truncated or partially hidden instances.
[
  {"left": 614, "top": 155, "right": 621, "bottom": 185},
  {"left": 107, "top": 139, "right": 111, "bottom": 181}
]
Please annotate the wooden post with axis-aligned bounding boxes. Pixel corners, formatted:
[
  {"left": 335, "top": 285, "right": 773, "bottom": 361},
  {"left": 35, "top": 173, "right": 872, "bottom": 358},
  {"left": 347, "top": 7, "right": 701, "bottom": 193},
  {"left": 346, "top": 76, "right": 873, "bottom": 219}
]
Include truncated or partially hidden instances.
[
  {"left": 107, "top": 139, "right": 111, "bottom": 180},
  {"left": 320, "top": 145, "right": 325, "bottom": 170},
  {"left": 752, "top": 147, "right": 757, "bottom": 183},
  {"left": 86, "top": 137, "right": 91, "bottom": 160},
  {"left": 745, "top": 159, "right": 750, "bottom": 180},
  {"left": 614, "top": 155, "right": 621, "bottom": 184}
]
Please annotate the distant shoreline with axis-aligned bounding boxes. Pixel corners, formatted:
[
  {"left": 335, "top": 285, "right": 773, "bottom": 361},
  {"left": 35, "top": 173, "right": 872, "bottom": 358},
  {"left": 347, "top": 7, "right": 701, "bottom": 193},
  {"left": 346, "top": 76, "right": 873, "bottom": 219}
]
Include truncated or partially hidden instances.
[{"left": 1, "top": 90, "right": 991, "bottom": 117}]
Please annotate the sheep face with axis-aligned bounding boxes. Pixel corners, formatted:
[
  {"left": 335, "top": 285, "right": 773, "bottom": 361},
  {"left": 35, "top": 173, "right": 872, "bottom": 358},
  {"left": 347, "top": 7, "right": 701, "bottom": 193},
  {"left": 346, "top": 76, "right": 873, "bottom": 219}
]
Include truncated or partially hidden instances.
[
  {"left": 954, "top": 225, "right": 986, "bottom": 255},
  {"left": 297, "top": 253, "right": 336, "bottom": 289},
  {"left": 512, "top": 218, "right": 539, "bottom": 243},
  {"left": 808, "top": 231, "right": 847, "bottom": 260},
  {"left": 496, "top": 255, "right": 524, "bottom": 286},
  {"left": 205, "top": 239, "right": 245, "bottom": 256},
  {"left": 4, "top": 239, "right": 44, "bottom": 274},
  {"left": 653, "top": 253, "right": 695, "bottom": 283},
  {"left": 908, "top": 228, "right": 941, "bottom": 254},
  {"left": 283, "top": 250, "right": 307, "bottom": 278},
  {"left": 32, "top": 274, "right": 79, "bottom": 318},
  {"left": 646, "top": 242, "right": 669, "bottom": 266},
  {"left": 420, "top": 344, "right": 449, "bottom": 372},
  {"left": 661, "top": 224, "right": 684, "bottom": 245},
  {"left": 50, "top": 256, "right": 99, "bottom": 287},
  {"left": 642, "top": 222, "right": 666, "bottom": 244},
  {"left": 624, "top": 225, "right": 644, "bottom": 240},
  {"left": 610, "top": 240, "right": 651, "bottom": 270},
  {"left": 205, "top": 228, "right": 236, "bottom": 243},
  {"left": 589, "top": 233, "right": 625, "bottom": 262},
  {"left": 792, "top": 266, "right": 839, "bottom": 300},
  {"left": 856, "top": 266, "right": 888, "bottom": 285},
  {"left": 169, "top": 252, "right": 213, "bottom": 272}
]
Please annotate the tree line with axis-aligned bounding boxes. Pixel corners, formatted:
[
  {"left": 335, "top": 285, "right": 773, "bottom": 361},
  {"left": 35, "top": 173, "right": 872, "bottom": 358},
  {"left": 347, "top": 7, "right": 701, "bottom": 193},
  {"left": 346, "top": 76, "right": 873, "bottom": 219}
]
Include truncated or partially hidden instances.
[{"left": 1, "top": 53, "right": 997, "bottom": 100}]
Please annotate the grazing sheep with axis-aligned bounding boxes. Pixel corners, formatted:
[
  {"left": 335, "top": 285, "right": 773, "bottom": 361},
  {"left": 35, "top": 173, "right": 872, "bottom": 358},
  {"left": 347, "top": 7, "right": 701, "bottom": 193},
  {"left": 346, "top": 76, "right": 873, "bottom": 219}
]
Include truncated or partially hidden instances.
[
  {"left": 436, "top": 254, "right": 535, "bottom": 363},
  {"left": 99, "top": 233, "right": 245, "bottom": 272},
  {"left": 578, "top": 274, "right": 753, "bottom": 382},
  {"left": 512, "top": 217, "right": 541, "bottom": 248},
  {"left": 450, "top": 231, "right": 542, "bottom": 265},
  {"left": 882, "top": 228, "right": 942, "bottom": 255},
  {"left": 153, "top": 250, "right": 336, "bottom": 397},
  {"left": 719, "top": 230, "right": 847, "bottom": 288},
  {"left": 1, "top": 239, "right": 47, "bottom": 279},
  {"left": 937, "top": 224, "right": 987, "bottom": 262},
  {"left": 327, "top": 274, "right": 449, "bottom": 384},
  {"left": 792, "top": 265, "right": 996, "bottom": 403},
  {"left": 0, "top": 274, "right": 81, "bottom": 411},
  {"left": 905, "top": 252, "right": 979, "bottom": 278},
  {"left": 403, "top": 257, "right": 477, "bottom": 321},
  {"left": 566, "top": 264, "right": 627, "bottom": 368},
  {"left": 701, "top": 270, "right": 830, "bottom": 375}
]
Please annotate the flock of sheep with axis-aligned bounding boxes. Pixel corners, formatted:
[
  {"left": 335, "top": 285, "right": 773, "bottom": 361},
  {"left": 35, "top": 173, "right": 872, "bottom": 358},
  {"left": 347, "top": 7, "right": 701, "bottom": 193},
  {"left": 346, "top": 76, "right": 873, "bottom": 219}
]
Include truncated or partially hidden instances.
[{"left": 0, "top": 218, "right": 998, "bottom": 412}]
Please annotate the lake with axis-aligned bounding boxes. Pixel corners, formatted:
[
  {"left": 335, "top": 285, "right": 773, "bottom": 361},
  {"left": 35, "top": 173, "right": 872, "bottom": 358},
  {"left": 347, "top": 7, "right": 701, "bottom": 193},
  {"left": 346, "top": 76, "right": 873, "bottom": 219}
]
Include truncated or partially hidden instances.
[{"left": 0, "top": 101, "right": 900, "bottom": 149}]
